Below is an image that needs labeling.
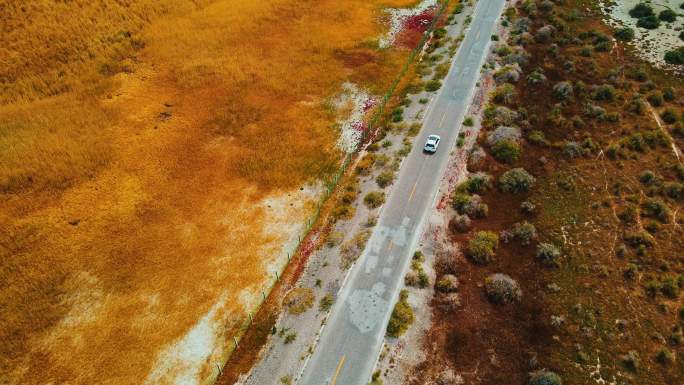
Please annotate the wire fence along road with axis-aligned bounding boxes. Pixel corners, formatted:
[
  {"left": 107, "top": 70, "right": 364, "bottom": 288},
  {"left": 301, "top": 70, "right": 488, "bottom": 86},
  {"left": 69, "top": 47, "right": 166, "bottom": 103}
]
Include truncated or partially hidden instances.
[{"left": 298, "top": 0, "right": 507, "bottom": 384}]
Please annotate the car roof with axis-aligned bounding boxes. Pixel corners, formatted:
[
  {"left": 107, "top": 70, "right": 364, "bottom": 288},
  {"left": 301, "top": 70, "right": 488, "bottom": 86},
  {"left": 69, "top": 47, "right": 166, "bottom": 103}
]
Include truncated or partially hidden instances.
[{"left": 427, "top": 135, "right": 440, "bottom": 140}]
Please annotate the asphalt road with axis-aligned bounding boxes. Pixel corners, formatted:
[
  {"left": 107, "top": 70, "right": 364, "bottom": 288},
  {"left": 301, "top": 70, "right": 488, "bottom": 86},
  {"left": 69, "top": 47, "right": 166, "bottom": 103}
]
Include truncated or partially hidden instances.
[{"left": 299, "top": 1, "right": 507, "bottom": 384}]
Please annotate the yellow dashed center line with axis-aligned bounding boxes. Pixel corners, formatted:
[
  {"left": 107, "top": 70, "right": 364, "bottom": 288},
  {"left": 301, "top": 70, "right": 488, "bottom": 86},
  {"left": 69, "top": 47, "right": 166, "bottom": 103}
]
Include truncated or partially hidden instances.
[
  {"left": 330, "top": 355, "right": 346, "bottom": 385},
  {"left": 408, "top": 180, "right": 418, "bottom": 201},
  {"left": 438, "top": 110, "right": 448, "bottom": 128}
]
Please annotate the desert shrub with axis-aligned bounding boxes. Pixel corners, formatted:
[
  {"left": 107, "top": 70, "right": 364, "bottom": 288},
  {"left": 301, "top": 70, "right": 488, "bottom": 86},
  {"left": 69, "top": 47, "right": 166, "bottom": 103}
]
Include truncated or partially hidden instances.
[
  {"left": 487, "top": 126, "right": 521, "bottom": 146},
  {"left": 494, "top": 64, "right": 522, "bottom": 84},
  {"left": 452, "top": 192, "right": 472, "bottom": 213},
  {"left": 661, "top": 109, "right": 678, "bottom": 124},
  {"left": 535, "top": 25, "right": 556, "bottom": 42},
  {"left": 390, "top": 108, "right": 404, "bottom": 123},
  {"left": 552, "top": 81, "right": 573, "bottom": 100},
  {"left": 647, "top": 91, "right": 664, "bottom": 106},
  {"left": 283, "top": 288, "right": 315, "bottom": 314},
  {"left": 417, "top": 270, "right": 429, "bottom": 289},
  {"left": 453, "top": 193, "right": 488, "bottom": 218},
  {"left": 664, "top": 47, "right": 684, "bottom": 64},
  {"left": 331, "top": 203, "right": 355, "bottom": 221},
  {"left": 614, "top": 27, "right": 635, "bottom": 41},
  {"left": 562, "top": 141, "right": 585, "bottom": 158},
  {"left": 485, "top": 273, "right": 522, "bottom": 304},
  {"left": 425, "top": 79, "right": 442, "bottom": 92},
  {"left": 618, "top": 205, "right": 638, "bottom": 224},
  {"left": 643, "top": 129, "right": 670, "bottom": 148},
  {"left": 283, "top": 331, "right": 297, "bottom": 344},
  {"left": 584, "top": 103, "right": 606, "bottom": 119},
  {"left": 655, "top": 348, "right": 674, "bottom": 364},
  {"left": 536, "top": 243, "right": 562, "bottom": 267},
  {"left": 499, "top": 168, "right": 536, "bottom": 193},
  {"left": 460, "top": 172, "right": 492, "bottom": 193},
  {"left": 492, "top": 139, "right": 522, "bottom": 163},
  {"left": 624, "top": 132, "right": 647, "bottom": 152},
  {"left": 663, "top": 87, "right": 676, "bottom": 101},
  {"left": 664, "top": 182, "right": 683, "bottom": 199},
  {"left": 659, "top": 9, "right": 677, "bottom": 22},
  {"left": 376, "top": 170, "right": 395, "bottom": 188},
  {"left": 528, "top": 130, "right": 547, "bottom": 145},
  {"left": 624, "top": 230, "right": 654, "bottom": 247},
  {"left": 624, "top": 263, "right": 638, "bottom": 279},
  {"left": 492, "top": 83, "right": 517, "bottom": 104},
  {"left": 538, "top": 0, "right": 554, "bottom": 13},
  {"left": 486, "top": 106, "right": 519, "bottom": 126},
  {"left": 592, "top": 84, "right": 616, "bottom": 101},
  {"left": 637, "top": 15, "right": 660, "bottom": 29},
  {"left": 467, "top": 231, "right": 499, "bottom": 265},
  {"left": 527, "top": 69, "right": 547, "bottom": 84},
  {"left": 511, "top": 221, "right": 538, "bottom": 246},
  {"left": 386, "top": 289, "right": 414, "bottom": 337},
  {"left": 356, "top": 153, "right": 375, "bottom": 175},
  {"left": 661, "top": 275, "right": 681, "bottom": 298},
  {"left": 529, "top": 370, "right": 562, "bottom": 385},
  {"left": 319, "top": 293, "right": 334, "bottom": 312},
  {"left": 463, "top": 116, "right": 474, "bottom": 127},
  {"left": 639, "top": 170, "right": 658, "bottom": 185},
  {"left": 621, "top": 350, "right": 640, "bottom": 371},
  {"left": 628, "top": 95, "right": 647, "bottom": 115},
  {"left": 629, "top": 3, "right": 654, "bottom": 18},
  {"left": 641, "top": 198, "right": 671, "bottom": 223},
  {"left": 579, "top": 46, "right": 593, "bottom": 57},
  {"left": 364, "top": 191, "right": 385, "bottom": 209},
  {"left": 436, "top": 274, "right": 459, "bottom": 293},
  {"left": 451, "top": 214, "right": 472, "bottom": 233},
  {"left": 404, "top": 271, "right": 418, "bottom": 287}
]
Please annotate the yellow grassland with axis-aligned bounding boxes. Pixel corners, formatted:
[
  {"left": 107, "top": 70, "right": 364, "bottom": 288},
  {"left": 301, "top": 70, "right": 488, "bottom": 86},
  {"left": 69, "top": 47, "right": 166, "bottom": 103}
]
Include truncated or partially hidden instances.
[{"left": 0, "top": 0, "right": 424, "bottom": 383}]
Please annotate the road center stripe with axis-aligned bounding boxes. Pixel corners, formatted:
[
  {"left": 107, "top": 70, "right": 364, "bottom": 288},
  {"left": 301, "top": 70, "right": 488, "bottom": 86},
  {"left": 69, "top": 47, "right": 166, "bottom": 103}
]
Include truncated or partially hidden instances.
[{"left": 330, "top": 355, "right": 346, "bottom": 385}]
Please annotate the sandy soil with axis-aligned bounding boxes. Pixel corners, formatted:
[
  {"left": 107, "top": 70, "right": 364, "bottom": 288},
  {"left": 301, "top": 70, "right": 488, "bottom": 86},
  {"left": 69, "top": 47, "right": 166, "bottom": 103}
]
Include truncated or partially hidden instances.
[{"left": 599, "top": 0, "right": 683, "bottom": 71}]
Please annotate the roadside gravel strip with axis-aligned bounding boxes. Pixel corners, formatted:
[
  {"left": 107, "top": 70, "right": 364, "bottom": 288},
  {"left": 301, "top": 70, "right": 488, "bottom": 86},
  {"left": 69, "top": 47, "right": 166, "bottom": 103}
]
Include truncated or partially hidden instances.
[{"left": 299, "top": 0, "right": 508, "bottom": 384}]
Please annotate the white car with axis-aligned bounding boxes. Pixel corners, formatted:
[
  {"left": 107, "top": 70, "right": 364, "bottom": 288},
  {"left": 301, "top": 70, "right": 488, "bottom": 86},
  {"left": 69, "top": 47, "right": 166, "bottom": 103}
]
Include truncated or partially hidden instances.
[{"left": 423, "top": 134, "right": 441, "bottom": 153}]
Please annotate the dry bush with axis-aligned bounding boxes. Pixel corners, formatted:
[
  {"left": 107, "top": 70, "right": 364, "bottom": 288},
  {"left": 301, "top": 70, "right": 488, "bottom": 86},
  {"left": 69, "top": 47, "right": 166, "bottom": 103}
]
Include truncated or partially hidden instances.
[{"left": 283, "top": 288, "right": 315, "bottom": 315}]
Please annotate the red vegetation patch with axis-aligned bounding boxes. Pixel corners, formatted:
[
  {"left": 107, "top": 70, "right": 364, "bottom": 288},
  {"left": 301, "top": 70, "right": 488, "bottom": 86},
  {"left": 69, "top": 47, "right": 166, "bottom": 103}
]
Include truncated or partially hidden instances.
[
  {"left": 335, "top": 48, "right": 380, "bottom": 68},
  {"left": 395, "top": 8, "right": 437, "bottom": 48}
]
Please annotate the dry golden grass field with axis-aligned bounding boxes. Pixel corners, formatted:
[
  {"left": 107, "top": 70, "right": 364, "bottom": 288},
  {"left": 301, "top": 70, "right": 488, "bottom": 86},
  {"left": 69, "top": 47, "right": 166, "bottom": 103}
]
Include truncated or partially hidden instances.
[{"left": 0, "top": 0, "right": 425, "bottom": 383}]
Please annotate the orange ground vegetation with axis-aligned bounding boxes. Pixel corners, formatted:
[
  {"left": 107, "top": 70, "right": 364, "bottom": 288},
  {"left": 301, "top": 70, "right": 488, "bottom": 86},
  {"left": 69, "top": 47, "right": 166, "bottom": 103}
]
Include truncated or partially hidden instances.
[{"left": 0, "top": 0, "right": 424, "bottom": 384}]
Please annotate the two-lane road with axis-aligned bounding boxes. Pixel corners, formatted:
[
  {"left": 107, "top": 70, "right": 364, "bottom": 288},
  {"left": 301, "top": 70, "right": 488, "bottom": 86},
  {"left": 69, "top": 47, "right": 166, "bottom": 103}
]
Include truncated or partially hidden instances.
[{"left": 299, "top": 0, "right": 507, "bottom": 383}]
